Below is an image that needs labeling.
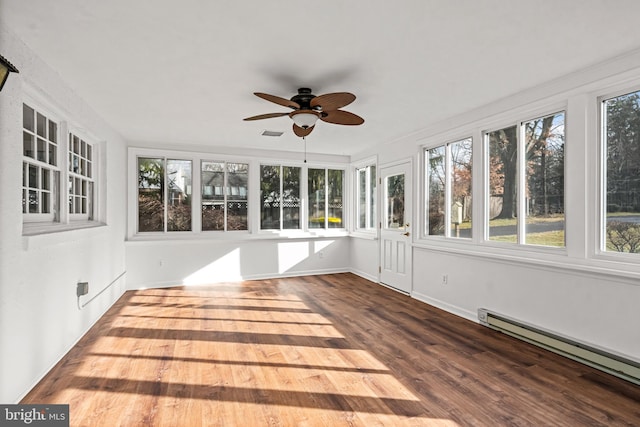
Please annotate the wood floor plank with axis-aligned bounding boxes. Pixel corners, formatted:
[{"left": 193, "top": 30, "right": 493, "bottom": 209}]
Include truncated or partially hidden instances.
[{"left": 21, "top": 273, "right": 640, "bottom": 426}]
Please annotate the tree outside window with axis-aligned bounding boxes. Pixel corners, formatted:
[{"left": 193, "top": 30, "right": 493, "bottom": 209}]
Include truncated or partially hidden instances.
[
  {"left": 487, "top": 112, "right": 565, "bottom": 246},
  {"left": 260, "top": 165, "right": 300, "bottom": 230},
  {"left": 137, "top": 157, "right": 192, "bottom": 232},
  {"left": 425, "top": 138, "right": 472, "bottom": 238},
  {"left": 603, "top": 90, "right": 640, "bottom": 254}
]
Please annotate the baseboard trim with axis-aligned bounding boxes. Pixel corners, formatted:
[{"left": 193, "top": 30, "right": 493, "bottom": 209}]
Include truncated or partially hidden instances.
[
  {"left": 126, "top": 268, "right": 350, "bottom": 290},
  {"left": 411, "top": 291, "right": 477, "bottom": 323}
]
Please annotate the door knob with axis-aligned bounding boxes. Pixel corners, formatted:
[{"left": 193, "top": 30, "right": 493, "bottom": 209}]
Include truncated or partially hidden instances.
[{"left": 402, "top": 232, "right": 410, "bottom": 236}]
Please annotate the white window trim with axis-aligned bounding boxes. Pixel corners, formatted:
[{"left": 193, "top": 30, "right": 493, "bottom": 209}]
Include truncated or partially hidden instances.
[
  {"left": 351, "top": 156, "right": 378, "bottom": 238},
  {"left": 127, "top": 147, "right": 350, "bottom": 240},
  {"left": 423, "top": 137, "right": 473, "bottom": 240},
  {"left": 595, "top": 83, "right": 640, "bottom": 261},
  {"left": 67, "top": 128, "right": 98, "bottom": 222},
  {"left": 22, "top": 92, "right": 104, "bottom": 236}
]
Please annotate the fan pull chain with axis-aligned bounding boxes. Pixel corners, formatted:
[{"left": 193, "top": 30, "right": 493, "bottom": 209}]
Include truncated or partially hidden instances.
[{"left": 303, "top": 136, "right": 307, "bottom": 163}]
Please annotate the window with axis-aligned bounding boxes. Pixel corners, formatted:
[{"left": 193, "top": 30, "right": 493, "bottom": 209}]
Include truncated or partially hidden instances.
[
  {"left": 425, "top": 138, "right": 472, "bottom": 238},
  {"left": 202, "top": 161, "right": 248, "bottom": 231},
  {"left": 68, "top": 133, "right": 94, "bottom": 218},
  {"left": 602, "top": 90, "right": 640, "bottom": 254},
  {"left": 260, "top": 165, "right": 301, "bottom": 230},
  {"left": 308, "top": 168, "right": 344, "bottom": 229},
  {"left": 486, "top": 112, "right": 565, "bottom": 246},
  {"left": 137, "top": 157, "right": 192, "bottom": 232},
  {"left": 356, "top": 164, "right": 376, "bottom": 230},
  {"left": 22, "top": 103, "right": 59, "bottom": 220}
]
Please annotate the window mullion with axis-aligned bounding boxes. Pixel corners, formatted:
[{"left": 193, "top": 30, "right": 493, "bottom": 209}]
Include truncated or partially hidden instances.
[
  {"left": 365, "top": 167, "right": 371, "bottom": 229},
  {"left": 324, "top": 168, "right": 329, "bottom": 229},
  {"left": 59, "top": 122, "right": 70, "bottom": 224},
  {"left": 517, "top": 122, "right": 526, "bottom": 244},
  {"left": 223, "top": 162, "right": 228, "bottom": 232},
  {"left": 163, "top": 157, "right": 168, "bottom": 233},
  {"left": 444, "top": 143, "right": 452, "bottom": 237},
  {"left": 279, "top": 166, "right": 284, "bottom": 230}
]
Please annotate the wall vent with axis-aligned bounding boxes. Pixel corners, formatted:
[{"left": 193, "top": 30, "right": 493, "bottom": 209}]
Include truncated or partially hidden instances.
[{"left": 478, "top": 309, "right": 640, "bottom": 385}]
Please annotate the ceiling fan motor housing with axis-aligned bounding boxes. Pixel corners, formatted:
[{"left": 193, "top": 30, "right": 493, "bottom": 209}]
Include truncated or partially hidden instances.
[{"left": 290, "top": 88, "right": 319, "bottom": 110}]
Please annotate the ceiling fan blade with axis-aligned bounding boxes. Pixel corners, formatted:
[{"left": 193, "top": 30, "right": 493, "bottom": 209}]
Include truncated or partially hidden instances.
[
  {"left": 320, "top": 110, "right": 364, "bottom": 126},
  {"left": 254, "top": 92, "right": 300, "bottom": 109},
  {"left": 293, "top": 124, "right": 314, "bottom": 137},
  {"left": 243, "top": 112, "right": 289, "bottom": 121},
  {"left": 311, "top": 92, "right": 356, "bottom": 111}
]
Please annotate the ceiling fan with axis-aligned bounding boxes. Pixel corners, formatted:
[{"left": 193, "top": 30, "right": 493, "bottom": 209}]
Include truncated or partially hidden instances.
[{"left": 243, "top": 87, "right": 364, "bottom": 137}]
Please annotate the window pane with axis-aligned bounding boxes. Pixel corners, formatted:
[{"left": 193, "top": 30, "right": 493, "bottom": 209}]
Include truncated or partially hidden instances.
[
  {"left": 68, "top": 177, "right": 75, "bottom": 213},
  {"left": 41, "top": 192, "right": 50, "bottom": 214},
  {"left": 260, "top": 165, "right": 280, "bottom": 229},
  {"left": 386, "top": 174, "right": 405, "bottom": 228},
  {"left": 524, "top": 112, "right": 565, "bottom": 247},
  {"left": 428, "top": 146, "right": 445, "bottom": 236},
  {"left": 328, "top": 169, "right": 343, "bottom": 228},
  {"left": 202, "top": 161, "right": 225, "bottom": 231},
  {"left": 48, "top": 143, "right": 57, "bottom": 166},
  {"left": 37, "top": 138, "right": 46, "bottom": 162},
  {"left": 48, "top": 121, "right": 57, "bottom": 144},
  {"left": 283, "top": 166, "right": 300, "bottom": 229},
  {"left": 227, "top": 163, "right": 248, "bottom": 230},
  {"left": 355, "top": 166, "right": 377, "bottom": 230},
  {"left": 36, "top": 113, "right": 46, "bottom": 138},
  {"left": 167, "top": 159, "right": 192, "bottom": 232},
  {"left": 604, "top": 90, "right": 640, "bottom": 253},
  {"left": 138, "top": 157, "right": 164, "bottom": 232},
  {"left": 29, "top": 190, "right": 38, "bottom": 213},
  {"left": 87, "top": 182, "right": 94, "bottom": 220},
  {"left": 23, "top": 104, "right": 35, "bottom": 131},
  {"left": 369, "top": 166, "right": 377, "bottom": 229},
  {"left": 23, "top": 132, "right": 34, "bottom": 158},
  {"left": 28, "top": 164, "right": 38, "bottom": 188},
  {"left": 488, "top": 125, "right": 518, "bottom": 242},
  {"left": 42, "top": 169, "right": 50, "bottom": 191},
  {"left": 451, "top": 138, "right": 473, "bottom": 238},
  {"left": 308, "top": 168, "right": 325, "bottom": 229}
]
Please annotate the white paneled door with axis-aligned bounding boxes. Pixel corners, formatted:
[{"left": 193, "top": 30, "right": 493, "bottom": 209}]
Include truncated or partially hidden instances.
[{"left": 379, "top": 161, "right": 412, "bottom": 293}]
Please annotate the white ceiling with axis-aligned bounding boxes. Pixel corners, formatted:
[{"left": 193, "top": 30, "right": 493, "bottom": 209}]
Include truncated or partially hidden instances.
[{"left": 4, "top": 0, "right": 640, "bottom": 157}]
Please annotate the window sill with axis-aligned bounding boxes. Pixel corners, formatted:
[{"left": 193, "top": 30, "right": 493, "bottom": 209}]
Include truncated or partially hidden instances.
[
  {"left": 126, "top": 229, "right": 349, "bottom": 243},
  {"left": 22, "top": 221, "right": 107, "bottom": 249},
  {"left": 349, "top": 230, "right": 378, "bottom": 240}
]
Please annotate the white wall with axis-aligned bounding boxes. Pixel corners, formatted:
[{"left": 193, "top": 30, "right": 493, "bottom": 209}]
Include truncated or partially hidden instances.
[
  {"left": 126, "top": 237, "right": 350, "bottom": 288},
  {"left": 0, "top": 27, "right": 128, "bottom": 403},
  {"left": 351, "top": 48, "right": 640, "bottom": 362},
  {"left": 349, "top": 237, "right": 378, "bottom": 282},
  {"left": 412, "top": 247, "right": 640, "bottom": 358}
]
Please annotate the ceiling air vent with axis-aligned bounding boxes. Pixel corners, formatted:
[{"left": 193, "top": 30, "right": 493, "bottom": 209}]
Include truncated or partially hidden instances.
[{"left": 261, "top": 130, "right": 284, "bottom": 137}]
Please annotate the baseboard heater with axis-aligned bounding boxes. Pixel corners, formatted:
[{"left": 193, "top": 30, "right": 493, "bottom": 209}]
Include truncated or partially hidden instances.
[{"left": 478, "top": 309, "right": 640, "bottom": 386}]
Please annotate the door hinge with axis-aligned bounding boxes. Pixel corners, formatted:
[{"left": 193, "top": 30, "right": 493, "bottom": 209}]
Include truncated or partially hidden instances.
[{"left": 378, "top": 266, "right": 381, "bottom": 273}]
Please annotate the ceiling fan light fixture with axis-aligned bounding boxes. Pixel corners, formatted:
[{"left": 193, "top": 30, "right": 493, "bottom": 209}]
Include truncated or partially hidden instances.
[{"left": 290, "top": 111, "right": 319, "bottom": 129}]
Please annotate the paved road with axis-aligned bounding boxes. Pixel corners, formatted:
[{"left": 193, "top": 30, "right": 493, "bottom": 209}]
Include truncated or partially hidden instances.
[{"left": 456, "top": 215, "right": 640, "bottom": 238}]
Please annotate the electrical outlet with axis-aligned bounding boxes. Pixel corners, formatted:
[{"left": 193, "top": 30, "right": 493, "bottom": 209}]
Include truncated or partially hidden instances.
[
  {"left": 318, "top": 251, "right": 324, "bottom": 259},
  {"left": 441, "top": 274, "right": 448, "bottom": 285},
  {"left": 77, "top": 282, "right": 89, "bottom": 297}
]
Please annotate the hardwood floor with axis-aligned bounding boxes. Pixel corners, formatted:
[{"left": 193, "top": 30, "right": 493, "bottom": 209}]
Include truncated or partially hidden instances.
[{"left": 22, "top": 273, "right": 640, "bottom": 426}]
